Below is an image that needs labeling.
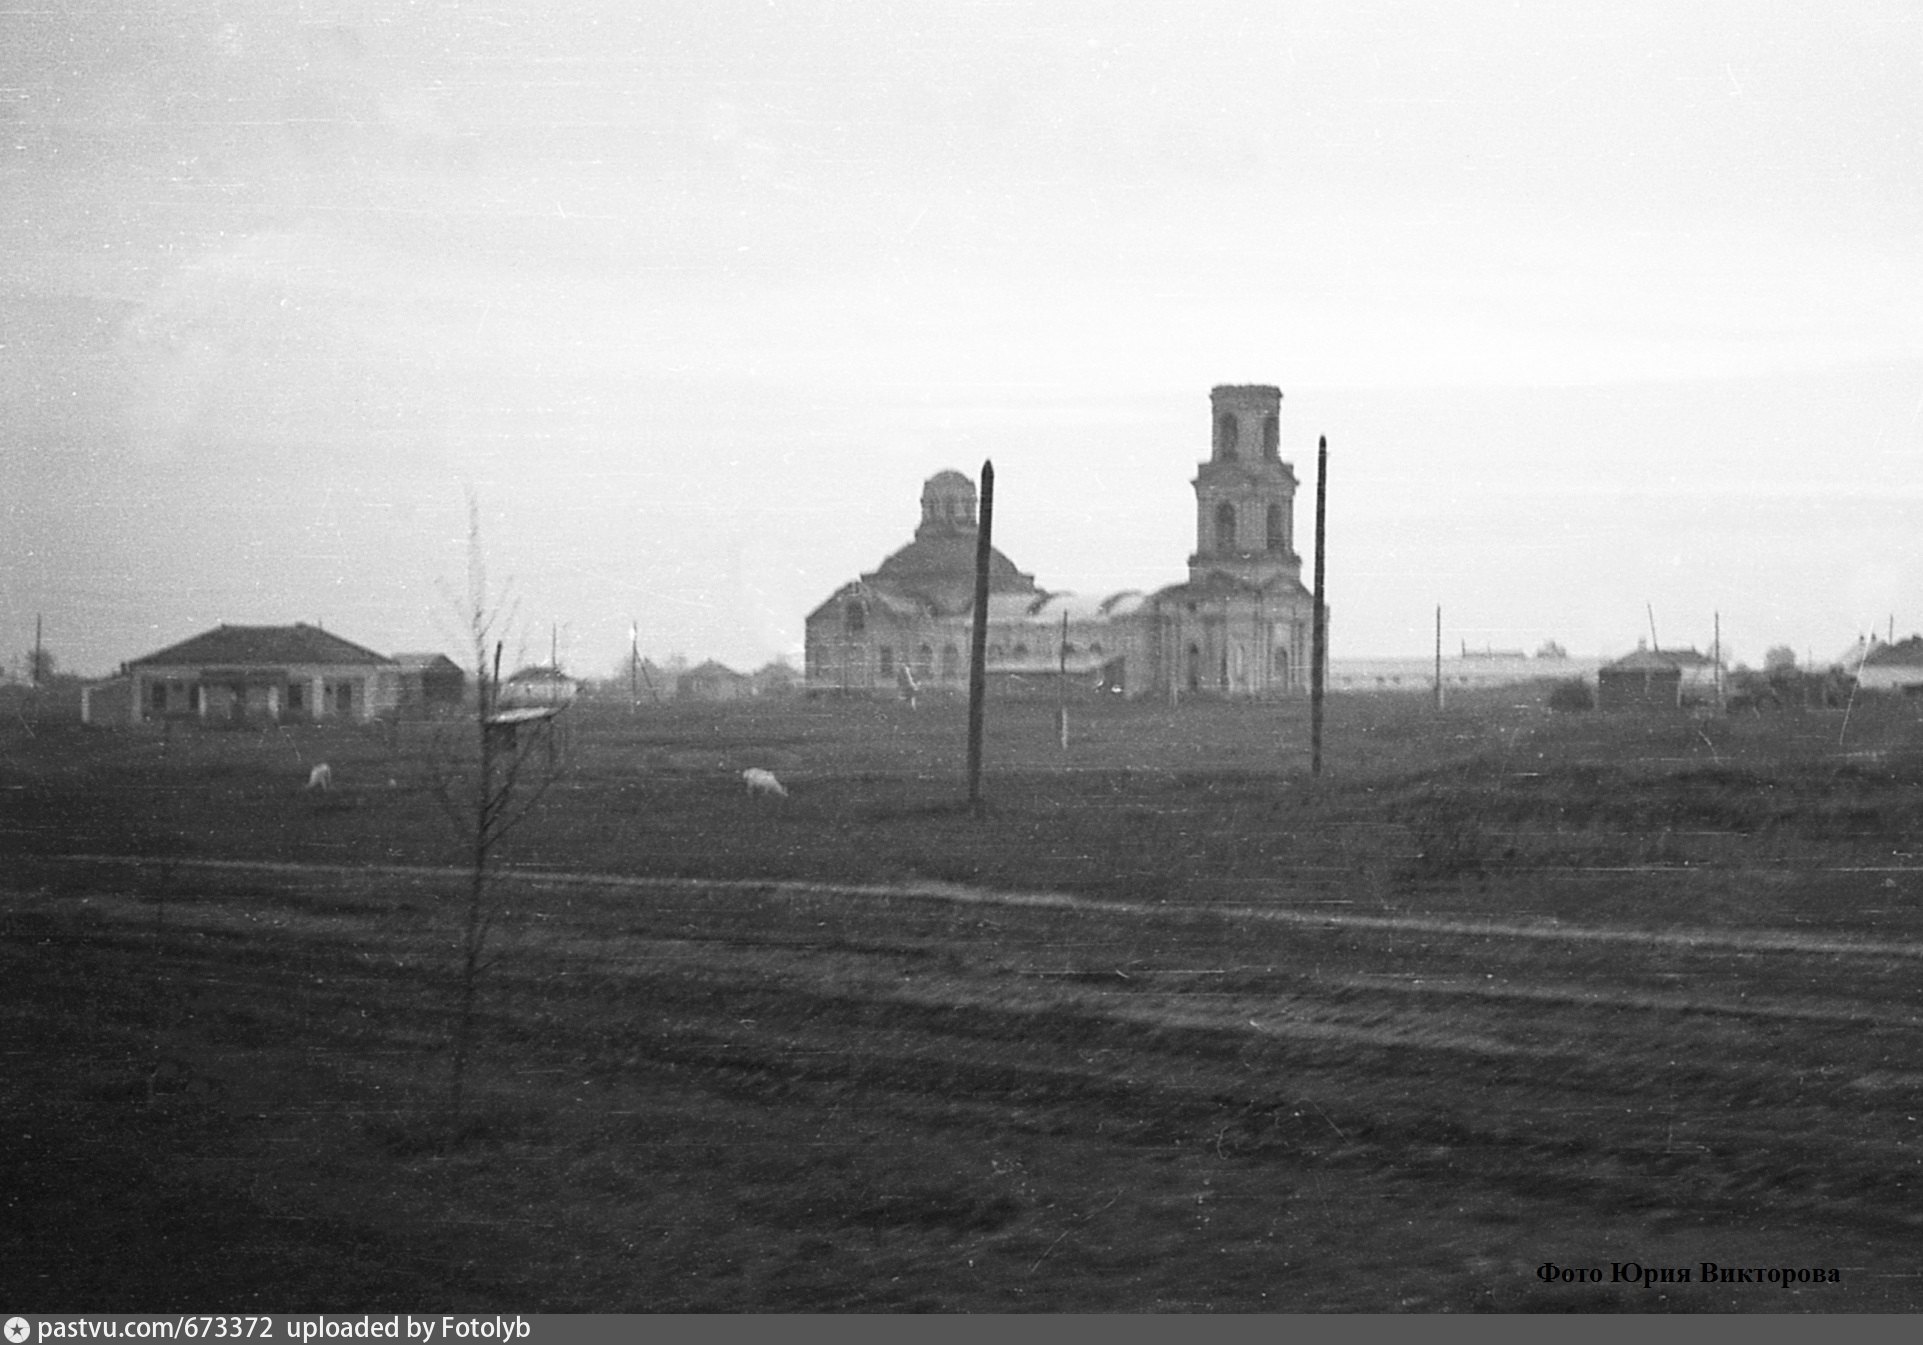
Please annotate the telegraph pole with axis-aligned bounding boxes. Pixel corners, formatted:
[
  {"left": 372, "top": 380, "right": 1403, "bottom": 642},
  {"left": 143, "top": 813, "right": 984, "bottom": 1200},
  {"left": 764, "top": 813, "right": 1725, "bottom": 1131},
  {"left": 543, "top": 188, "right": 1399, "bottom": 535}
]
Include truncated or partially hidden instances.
[
  {"left": 966, "top": 461, "right": 995, "bottom": 809},
  {"left": 1057, "top": 608, "right": 1069, "bottom": 751},
  {"left": 1311, "top": 437, "right": 1328, "bottom": 777},
  {"left": 1434, "top": 605, "right": 1443, "bottom": 711}
]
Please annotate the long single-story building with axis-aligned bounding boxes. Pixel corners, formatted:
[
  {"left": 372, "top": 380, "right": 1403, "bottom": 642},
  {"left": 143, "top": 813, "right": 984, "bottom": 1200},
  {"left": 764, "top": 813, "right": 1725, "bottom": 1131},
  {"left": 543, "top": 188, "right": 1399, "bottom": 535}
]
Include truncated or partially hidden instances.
[{"left": 111, "top": 623, "right": 402, "bottom": 725}]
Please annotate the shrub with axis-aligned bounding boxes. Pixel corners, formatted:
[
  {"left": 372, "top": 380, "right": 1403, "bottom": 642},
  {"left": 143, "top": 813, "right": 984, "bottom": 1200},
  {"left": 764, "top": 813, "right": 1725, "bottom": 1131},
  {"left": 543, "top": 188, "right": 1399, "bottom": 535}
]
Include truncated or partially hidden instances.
[{"left": 1546, "top": 678, "right": 1594, "bottom": 712}]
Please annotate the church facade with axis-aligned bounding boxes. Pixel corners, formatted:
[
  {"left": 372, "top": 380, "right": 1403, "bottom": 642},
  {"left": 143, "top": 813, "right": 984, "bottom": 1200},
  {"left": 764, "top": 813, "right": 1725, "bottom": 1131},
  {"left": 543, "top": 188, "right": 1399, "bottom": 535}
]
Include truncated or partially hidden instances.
[{"left": 803, "top": 384, "right": 1321, "bottom": 699}]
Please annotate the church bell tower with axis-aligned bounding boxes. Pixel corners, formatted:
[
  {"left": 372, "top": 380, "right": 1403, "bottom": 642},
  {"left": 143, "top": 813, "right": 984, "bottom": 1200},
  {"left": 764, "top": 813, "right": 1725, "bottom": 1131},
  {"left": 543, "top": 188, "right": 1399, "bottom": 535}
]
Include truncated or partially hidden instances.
[{"left": 1188, "top": 385, "right": 1302, "bottom": 588}]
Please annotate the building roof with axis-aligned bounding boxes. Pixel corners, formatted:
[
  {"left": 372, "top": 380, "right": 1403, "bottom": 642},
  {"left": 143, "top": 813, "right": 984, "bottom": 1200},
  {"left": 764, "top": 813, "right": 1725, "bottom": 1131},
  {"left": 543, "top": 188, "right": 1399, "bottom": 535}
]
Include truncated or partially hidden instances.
[
  {"left": 393, "top": 652, "right": 463, "bottom": 672},
  {"left": 1601, "top": 645, "right": 1715, "bottom": 673},
  {"left": 1862, "top": 635, "right": 1923, "bottom": 667},
  {"left": 505, "top": 664, "right": 575, "bottom": 684},
  {"left": 863, "top": 533, "right": 1037, "bottom": 613},
  {"left": 130, "top": 623, "right": 393, "bottom": 668},
  {"left": 684, "top": 659, "right": 747, "bottom": 681}
]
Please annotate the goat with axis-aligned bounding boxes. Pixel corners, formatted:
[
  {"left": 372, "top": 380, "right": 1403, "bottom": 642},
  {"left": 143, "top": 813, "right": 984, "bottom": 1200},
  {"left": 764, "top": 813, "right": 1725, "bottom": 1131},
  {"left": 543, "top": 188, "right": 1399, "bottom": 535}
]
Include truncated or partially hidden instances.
[
  {"left": 742, "top": 767, "right": 787, "bottom": 798},
  {"left": 306, "top": 762, "right": 333, "bottom": 792}
]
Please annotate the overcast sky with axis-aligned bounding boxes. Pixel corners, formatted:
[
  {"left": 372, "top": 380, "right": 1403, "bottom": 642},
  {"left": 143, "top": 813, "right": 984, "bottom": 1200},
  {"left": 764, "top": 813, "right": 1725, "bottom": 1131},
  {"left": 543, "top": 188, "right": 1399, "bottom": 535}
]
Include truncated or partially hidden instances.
[{"left": 4, "top": 1, "right": 1919, "bottom": 678}]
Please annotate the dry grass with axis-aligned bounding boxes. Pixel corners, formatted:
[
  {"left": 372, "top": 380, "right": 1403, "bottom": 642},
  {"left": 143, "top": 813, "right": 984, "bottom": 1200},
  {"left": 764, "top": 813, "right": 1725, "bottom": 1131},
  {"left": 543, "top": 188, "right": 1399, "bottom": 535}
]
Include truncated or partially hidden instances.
[{"left": 3, "top": 686, "right": 1921, "bottom": 1311}]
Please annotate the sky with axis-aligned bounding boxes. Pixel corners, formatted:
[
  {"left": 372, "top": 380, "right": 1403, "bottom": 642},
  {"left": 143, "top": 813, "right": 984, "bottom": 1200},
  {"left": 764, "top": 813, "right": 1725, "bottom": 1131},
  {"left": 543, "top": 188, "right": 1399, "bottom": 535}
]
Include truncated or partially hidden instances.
[{"left": 3, "top": 0, "right": 1919, "bottom": 679}]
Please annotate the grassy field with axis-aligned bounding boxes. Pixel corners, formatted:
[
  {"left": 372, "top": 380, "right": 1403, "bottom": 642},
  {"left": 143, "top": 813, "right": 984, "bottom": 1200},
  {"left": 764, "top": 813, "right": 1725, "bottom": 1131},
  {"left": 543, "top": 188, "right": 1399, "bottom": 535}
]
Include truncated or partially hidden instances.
[{"left": 3, "top": 686, "right": 1921, "bottom": 1312}]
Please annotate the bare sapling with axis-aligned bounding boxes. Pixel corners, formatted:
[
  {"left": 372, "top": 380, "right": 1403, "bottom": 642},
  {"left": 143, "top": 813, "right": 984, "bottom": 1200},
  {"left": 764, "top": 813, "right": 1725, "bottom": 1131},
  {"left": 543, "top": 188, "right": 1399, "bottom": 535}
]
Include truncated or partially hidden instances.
[{"left": 423, "top": 498, "right": 567, "bottom": 1131}]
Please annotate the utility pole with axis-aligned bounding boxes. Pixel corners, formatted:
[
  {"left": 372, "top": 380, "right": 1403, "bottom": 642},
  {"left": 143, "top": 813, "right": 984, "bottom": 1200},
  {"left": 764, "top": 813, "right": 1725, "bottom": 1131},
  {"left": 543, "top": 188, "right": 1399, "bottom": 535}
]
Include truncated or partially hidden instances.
[
  {"left": 1311, "top": 436, "right": 1327, "bottom": 777},
  {"left": 629, "top": 621, "right": 639, "bottom": 713},
  {"left": 966, "top": 461, "right": 994, "bottom": 809},
  {"left": 1713, "top": 611, "right": 1723, "bottom": 709},
  {"left": 1057, "top": 608, "right": 1069, "bottom": 751},
  {"left": 33, "top": 614, "right": 42, "bottom": 687},
  {"left": 1434, "top": 605, "right": 1443, "bottom": 710}
]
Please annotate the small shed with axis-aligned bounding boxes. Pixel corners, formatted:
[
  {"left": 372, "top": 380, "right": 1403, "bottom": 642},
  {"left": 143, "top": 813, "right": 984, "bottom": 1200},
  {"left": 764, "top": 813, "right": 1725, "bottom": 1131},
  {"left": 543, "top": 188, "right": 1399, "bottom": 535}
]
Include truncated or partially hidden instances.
[
  {"left": 1597, "top": 645, "right": 1684, "bottom": 710},
  {"left": 392, "top": 653, "right": 465, "bottom": 716}
]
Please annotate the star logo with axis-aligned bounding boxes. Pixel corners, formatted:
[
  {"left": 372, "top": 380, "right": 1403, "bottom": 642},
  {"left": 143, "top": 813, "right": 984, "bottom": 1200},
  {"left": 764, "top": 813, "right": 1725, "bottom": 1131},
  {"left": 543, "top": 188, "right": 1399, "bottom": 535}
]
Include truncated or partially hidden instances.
[{"left": 5, "top": 1318, "right": 31, "bottom": 1344}]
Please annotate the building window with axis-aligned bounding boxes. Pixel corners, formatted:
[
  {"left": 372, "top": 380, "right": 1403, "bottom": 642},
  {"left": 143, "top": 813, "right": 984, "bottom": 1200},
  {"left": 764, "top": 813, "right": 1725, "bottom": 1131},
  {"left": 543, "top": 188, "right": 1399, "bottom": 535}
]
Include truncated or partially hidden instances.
[
  {"left": 148, "top": 681, "right": 167, "bottom": 712},
  {"left": 1266, "top": 503, "right": 1284, "bottom": 551},
  {"left": 1215, "top": 502, "right": 1236, "bottom": 552},
  {"left": 940, "top": 644, "right": 960, "bottom": 680},
  {"left": 287, "top": 681, "right": 306, "bottom": 713},
  {"left": 1261, "top": 412, "right": 1278, "bottom": 457},
  {"left": 915, "top": 644, "right": 933, "bottom": 678},
  {"left": 878, "top": 646, "right": 894, "bottom": 677},
  {"left": 1215, "top": 412, "right": 1238, "bottom": 459},
  {"left": 845, "top": 601, "right": 866, "bottom": 635}
]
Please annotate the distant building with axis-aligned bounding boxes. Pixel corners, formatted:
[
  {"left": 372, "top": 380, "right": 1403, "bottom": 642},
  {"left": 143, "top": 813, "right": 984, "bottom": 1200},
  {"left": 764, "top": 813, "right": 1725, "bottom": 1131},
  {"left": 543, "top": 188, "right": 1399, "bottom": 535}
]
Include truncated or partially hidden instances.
[
  {"left": 1855, "top": 635, "right": 1923, "bottom": 692},
  {"left": 1596, "top": 643, "right": 1722, "bottom": 710},
  {"left": 392, "top": 653, "right": 466, "bottom": 716},
  {"left": 680, "top": 660, "right": 751, "bottom": 701},
  {"left": 117, "top": 623, "right": 398, "bottom": 725},
  {"left": 1329, "top": 652, "right": 1602, "bottom": 693},
  {"left": 751, "top": 660, "right": 801, "bottom": 698},
  {"left": 498, "top": 664, "right": 579, "bottom": 708},
  {"left": 804, "top": 384, "right": 1319, "bottom": 699}
]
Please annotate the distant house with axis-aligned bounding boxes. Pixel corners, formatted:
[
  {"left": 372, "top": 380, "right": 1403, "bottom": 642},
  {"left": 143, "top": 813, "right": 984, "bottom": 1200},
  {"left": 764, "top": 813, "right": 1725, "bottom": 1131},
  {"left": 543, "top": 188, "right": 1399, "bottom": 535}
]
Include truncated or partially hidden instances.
[
  {"left": 679, "top": 660, "right": 751, "bottom": 702},
  {"left": 750, "top": 660, "right": 801, "bottom": 698},
  {"left": 119, "top": 623, "right": 397, "bottom": 725},
  {"left": 1856, "top": 636, "right": 1923, "bottom": 692},
  {"left": 1329, "top": 652, "right": 1603, "bottom": 693},
  {"left": 497, "top": 664, "right": 579, "bottom": 708},
  {"left": 1584, "top": 642, "right": 1723, "bottom": 711},
  {"left": 392, "top": 653, "right": 465, "bottom": 716}
]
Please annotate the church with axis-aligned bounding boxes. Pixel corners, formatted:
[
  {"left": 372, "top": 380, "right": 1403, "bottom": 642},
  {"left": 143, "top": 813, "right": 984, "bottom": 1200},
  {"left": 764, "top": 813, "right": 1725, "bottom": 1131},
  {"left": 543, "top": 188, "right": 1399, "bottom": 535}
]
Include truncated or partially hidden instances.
[{"left": 803, "top": 384, "right": 1321, "bottom": 699}]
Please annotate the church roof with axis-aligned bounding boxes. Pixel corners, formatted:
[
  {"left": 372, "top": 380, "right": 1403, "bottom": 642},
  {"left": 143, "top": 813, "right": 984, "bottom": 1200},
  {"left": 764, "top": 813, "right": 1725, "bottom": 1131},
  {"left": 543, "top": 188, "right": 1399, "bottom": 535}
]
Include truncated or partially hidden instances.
[
  {"left": 863, "top": 534, "right": 1037, "bottom": 614},
  {"left": 1151, "top": 570, "right": 1311, "bottom": 604}
]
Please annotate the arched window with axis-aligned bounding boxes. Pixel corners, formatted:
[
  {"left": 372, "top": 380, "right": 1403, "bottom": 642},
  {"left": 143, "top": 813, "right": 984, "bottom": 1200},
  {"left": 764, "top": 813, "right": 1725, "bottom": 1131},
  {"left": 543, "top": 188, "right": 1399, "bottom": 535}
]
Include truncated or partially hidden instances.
[
  {"left": 1185, "top": 643, "right": 1202, "bottom": 691},
  {"left": 844, "top": 601, "right": 866, "bottom": 635},
  {"left": 914, "top": 644, "right": 934, "bottom": 678},
  {"left": 1215, "top": 501, "right": 1237, "bottom": 552},
  {"left": 940, "top": 644, "right": 960, "bottom": 680},
  {"left": 1261, "top": 412, "right": 1278, "bottom": 457},
  {"left": 1272, "top": 645, "right": 1291, "bottom": 685},
  {"left": 1266, "top": 503, "right": 1284, "bottom": 551},
  {"left": 1215, "top": 412, "right": 1238, "bottom": 459},
  {"left": 878, "top": 646, "right": 894, "bottom": 676}
]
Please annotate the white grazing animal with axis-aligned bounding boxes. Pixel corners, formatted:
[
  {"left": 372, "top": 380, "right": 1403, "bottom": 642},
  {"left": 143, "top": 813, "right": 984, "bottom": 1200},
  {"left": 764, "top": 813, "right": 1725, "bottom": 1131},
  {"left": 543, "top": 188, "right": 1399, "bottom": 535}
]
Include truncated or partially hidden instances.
[
  {"left": 306, "top": 762, "right": 333, "bottom": 792},
  {"left": 742, "top": 768, "right": 787, "bottom": 798}
]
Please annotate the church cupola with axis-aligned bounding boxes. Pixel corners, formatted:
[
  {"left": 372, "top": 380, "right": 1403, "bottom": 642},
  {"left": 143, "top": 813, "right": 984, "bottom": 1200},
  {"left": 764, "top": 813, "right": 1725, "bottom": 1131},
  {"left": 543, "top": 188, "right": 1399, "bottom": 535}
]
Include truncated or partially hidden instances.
[{"left": 918, "top": 470, "right": 978, "bottom": 535}]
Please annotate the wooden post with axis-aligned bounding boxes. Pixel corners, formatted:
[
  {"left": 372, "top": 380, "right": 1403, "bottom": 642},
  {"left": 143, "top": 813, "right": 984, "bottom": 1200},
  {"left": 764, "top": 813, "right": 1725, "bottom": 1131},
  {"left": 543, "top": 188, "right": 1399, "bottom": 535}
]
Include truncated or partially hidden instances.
[
  {"left": 1311, "top": 436, "right": 1327, "bottom": 777},
  {"left": 1434, "top": 605, "right": 1442, "bottom": 710},
  {"left": 967, "top": 461, "right": 994, "bottom": 809},
  {"left": 1057, "top": 608, "right": 1069, "bottom": 751},
  {"left": 1713, "top": 610, "right": 1722, "bottom": 709}
]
